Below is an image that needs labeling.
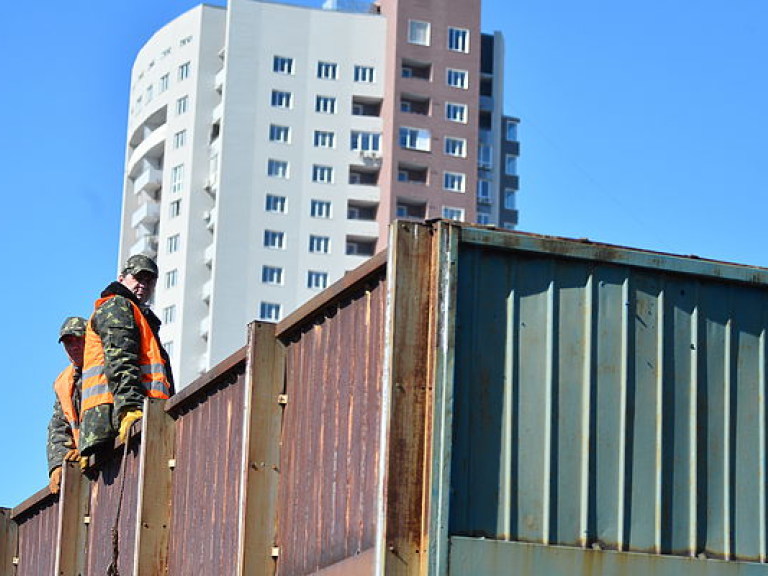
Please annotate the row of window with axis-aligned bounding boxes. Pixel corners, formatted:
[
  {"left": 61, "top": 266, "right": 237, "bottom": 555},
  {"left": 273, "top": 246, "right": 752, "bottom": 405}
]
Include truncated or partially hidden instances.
[
  {"left": 132, "top": 61, "right": 191, "bottom": 116},
  {"left": 274, "top": 56, "right": 376, "bottom": 83},
  {"left": 262, "top": 266, "right": 329, "bottom": 290},
  {"left": 269, "top": 125, "right": 382, "bottom": 152},
  {"left": 271, "top": 90, "right": 469, "bottom": 123},
  {"left": 266, "top": 158, "right": 467, "bottom": 192},
  {"left": 408, "top": 21, "right": 470, "bottom": 53}
]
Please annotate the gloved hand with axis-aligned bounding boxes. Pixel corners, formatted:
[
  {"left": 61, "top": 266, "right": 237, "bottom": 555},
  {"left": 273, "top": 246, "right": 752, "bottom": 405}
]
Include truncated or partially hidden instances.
[
  {"left": 49, "top": 466, "right": 62, "bottom": 494},
  {"left": 80, "top": 456, "right": 89, "bottom": 471},
  {"left": 63, "top": 448, "right": 80, "bottom": 461},
  {"left": 118, "top": 409, "right": 144, "bottom": 443}
]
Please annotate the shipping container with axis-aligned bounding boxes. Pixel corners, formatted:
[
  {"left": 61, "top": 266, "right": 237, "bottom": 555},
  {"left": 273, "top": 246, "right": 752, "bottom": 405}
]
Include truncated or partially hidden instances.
[{"left": 4, "top": 221, "right": 768, "bottom": 575}]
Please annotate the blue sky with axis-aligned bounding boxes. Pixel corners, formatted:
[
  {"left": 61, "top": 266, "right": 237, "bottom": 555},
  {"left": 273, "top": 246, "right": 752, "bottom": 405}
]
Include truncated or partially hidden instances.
[{"left": 1, "top": 0, "right": 767, "bottom": 507}]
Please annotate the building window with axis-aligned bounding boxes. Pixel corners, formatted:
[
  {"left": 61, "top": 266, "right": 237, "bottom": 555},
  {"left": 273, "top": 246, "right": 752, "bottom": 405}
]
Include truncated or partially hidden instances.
[
  {"left": 163, "top": 341, "right": 174, "bottom": 358},
  {"left": 354, "top": 65, "right": 375, "bottom": 83},
  {"left": 169, "top": 199, "right": 182, "bottom": 218},
  {"left": 399, "top": 127, "right": 431, "bottom": 152},
  {"left": 478, "top": 144, "right": 492, "bottom": 168},
  {"left": 264, "top": 230, "right": 286, "bottom": 249},
  {"left": 167, "top": 234, "right": 180, "bottom": 253},
  {"left": 173, "top": 130, "right": 187, "bottom": 149},
  {"left": 314, "top": 130, "right": 335, "bottom": 148},
  {"left": 170, "top": 164, "right": 184, "bottom": 193},
  {"left": 442, "top": 206, "right": 465, "bottom": 221},
  {"left": 165, "top": 269, "right": 178, "bottom": 289},
  {"left": 315, "top": 95, "right": 337, "bottom": 114},
  {"left": 506, "top": 120, "right": 518, "bottom": 141},
  {"left": 350, "top": 131, "right": 381, "bottom": 152},
  {"left": 271, "top": 90, "right": 292, "bottom": 108},
  {"left": 310, "top": 199, "right": 332, "bottom": 218},
  {"left": 448, "top": 27, "right": 469, "bottom": 53},
  {"left": 317, "top": 61, "right": 338, "bottom": 80},
  {"left": 262, "top": 265, "right": 284, "bottom": 285},
  {"left": 446, "top": 102, "right": 468, "bottom": 123},
  {"left": 408, "top": 20, "right": 431, "bottom": 46},
  {"left": 443, "top": 172, "right": 466, "bottom": 192},
  {"left": 267, "top": 159, "right": 289, "bottom": 179},
  {"left": 446, "top": 68, "right": 468, "bottom": 89},
  {"left": 273, "top": 55, "right": 294, "bottom": 75},
  {"left": 269, "top": 124, "right": 291, "bottom": 143},
  {"left": 145, "top": 85, "right": 153, "bottom": 103},
  {"left": 178, "top": 61, "right": 191, "bottom": 80},
  {"left": 504, "top": 189, "right": 516, "bottom": 210},
  {"left": 309, "top": 235, "right": 331, "bottom": 254},
  {"left": 265, "top": 194, "right": 287, "bottom": 213},
  {"left": 260, "top": 302, "right": 281, "bottom": 321},
  {"left": 307, "top": 271, "right": 328, "bottom": 290},
  {"left": 176, "top": 96, "right": 189, "bottom": 115},
  {"left": 312, "top": 165, "right": 334, "bottom": 184},
  {"left": 163, "top": 305, "right": 177, "bottom": 324},
  {"left": 477, "top": 179, "right": 491, "bottom": 204},
  {"left": 477, "top": 213, "right": 491, "bottom": 225},
  {"left": 444, "top": 137, "right": 466, "bottom": 157},
  {"left": 505, "top": 154, "right": 517, "bottom": 175},
  {"left": 159, "top": 73, "right": 169, "bottom": 93},
  {"left": 180, "top": 35, "right": 193, "bottom": 46}
]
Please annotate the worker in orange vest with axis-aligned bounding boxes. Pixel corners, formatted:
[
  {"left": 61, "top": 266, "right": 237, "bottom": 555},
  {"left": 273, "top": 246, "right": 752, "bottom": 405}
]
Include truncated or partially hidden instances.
[
  {"left": 47, "top": 316, "right": 87, "bottom": 494},
  {"left": 79, "top": 254, "right": 174, "bottom": 459}
]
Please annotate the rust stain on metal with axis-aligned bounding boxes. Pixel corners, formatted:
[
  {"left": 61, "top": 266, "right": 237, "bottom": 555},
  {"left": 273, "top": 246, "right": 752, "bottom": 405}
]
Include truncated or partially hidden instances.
[
  {"left": 277, "top": 275, "right": 387, "bottom": 574},
  {"left": 168, "top": 366, "right": 246, "bottom": 576}
]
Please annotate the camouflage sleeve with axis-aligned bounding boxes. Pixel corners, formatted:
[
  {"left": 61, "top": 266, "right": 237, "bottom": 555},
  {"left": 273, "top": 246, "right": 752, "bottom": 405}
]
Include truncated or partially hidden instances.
[
  {"left": 47, "top": 396, "right": 72, "bottom": 475},
  {"left": 93, "top": 295, "right": 145, "bottom": 419}
]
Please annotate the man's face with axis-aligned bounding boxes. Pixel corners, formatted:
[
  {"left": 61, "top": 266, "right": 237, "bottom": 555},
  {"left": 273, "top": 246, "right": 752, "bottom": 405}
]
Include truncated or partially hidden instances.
[
  {"left": 61, "top": 335, "right": 85, "bottom": 367},
  {"left": 118, "top": 271, "right": 157, "bottom": 304}
]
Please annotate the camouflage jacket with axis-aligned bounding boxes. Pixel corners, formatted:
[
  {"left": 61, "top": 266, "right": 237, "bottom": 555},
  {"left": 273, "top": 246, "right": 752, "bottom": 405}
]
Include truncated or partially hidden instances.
[
  {"left": 46, "top": 367, "right": 81, "bottom": 474},
  {"left": 79, "top": 281, "right": 174, "bottom": 457}
]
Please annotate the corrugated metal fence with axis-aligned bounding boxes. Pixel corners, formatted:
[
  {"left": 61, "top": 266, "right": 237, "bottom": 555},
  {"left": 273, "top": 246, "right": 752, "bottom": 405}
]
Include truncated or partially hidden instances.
[{"left": 4, "top": 222, "right": 768, "bottom": 575}]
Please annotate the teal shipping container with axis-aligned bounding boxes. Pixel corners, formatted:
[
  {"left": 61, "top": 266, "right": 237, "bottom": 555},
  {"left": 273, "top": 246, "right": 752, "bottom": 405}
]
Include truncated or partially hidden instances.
[{"left": 425, "top": 221, "right": 768, "bottom": 575}]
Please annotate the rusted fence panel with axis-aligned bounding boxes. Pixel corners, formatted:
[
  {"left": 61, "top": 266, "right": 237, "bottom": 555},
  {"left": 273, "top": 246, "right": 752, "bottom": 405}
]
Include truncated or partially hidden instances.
[
  {"left": 85, "top": 442, "right": 141, "bottom": 575},
  {"left": 276, "top": 254, "right": 388, "bottom": 574},
  {"left": 166, "top": 348, "right": 247, "bottom": 576},
  {"left": 12, "top": 492, "right": 58, "bottom": 576},
  {"left": 0, "top": 507, "right": 18, "bottom": 576}
]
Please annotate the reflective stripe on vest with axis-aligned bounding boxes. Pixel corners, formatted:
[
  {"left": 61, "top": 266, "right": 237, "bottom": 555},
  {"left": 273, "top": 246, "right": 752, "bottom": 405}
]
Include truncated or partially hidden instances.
[
  {"left": 81, "top": 295, "right": 171, "bottom": 413},
  {"left": 53, "top": 364, "right": 81, "bottom": 448}
]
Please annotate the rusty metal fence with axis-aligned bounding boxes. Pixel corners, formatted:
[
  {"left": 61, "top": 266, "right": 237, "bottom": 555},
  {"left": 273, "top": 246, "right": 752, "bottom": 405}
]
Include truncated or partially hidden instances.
[{"left": 4, "top": 222, "right": 768, "bottom": 576}]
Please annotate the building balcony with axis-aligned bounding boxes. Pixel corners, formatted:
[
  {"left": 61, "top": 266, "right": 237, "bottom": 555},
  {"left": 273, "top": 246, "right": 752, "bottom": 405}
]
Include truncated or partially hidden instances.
[
  {"left": 204, "top": 243, "right": 215, "bottom": 268},
  {"left": 131, "top": 201, "right": 160, "bottom": 231},
  {"left": 203, "top": 208, "right": 217, "bottom": 232},
  {"left": 346, "top": 218, "right": 379, "bottom": 239},
  {"left": 202, "top": 280, "right": 212, "bottom": 304},
  {"left": 479, "top": 95, "right": 493, "bottom": 111},
  {"left": 212, "top": 102, "right": 223, "bottom": 123},
  {"left": 199, "top": 316, "right": 210, "bottom": 339},
  {"left": 133, "top": 163, "right": 162, "bottom": 196},
  {"left": 130, "top": 235, "right": 157, "bottom": 258},
  {"left": 214, "top": 68, "right": 225, "bottom": 93}
]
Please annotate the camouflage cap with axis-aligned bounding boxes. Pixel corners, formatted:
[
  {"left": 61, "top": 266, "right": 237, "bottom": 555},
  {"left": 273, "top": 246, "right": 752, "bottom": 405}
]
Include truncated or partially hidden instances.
[
  {"left": 58, "top": 316, "right": 87, "bottom": 342},
  {"left": 123, "top": 254, "right": 158, "bottom": 278}
]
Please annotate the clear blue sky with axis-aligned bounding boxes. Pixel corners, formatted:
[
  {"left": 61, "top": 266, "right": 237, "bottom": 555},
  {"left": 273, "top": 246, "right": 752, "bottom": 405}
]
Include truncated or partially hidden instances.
[{"left": 1, "top": 0, "right": 767, "bottom": 507}]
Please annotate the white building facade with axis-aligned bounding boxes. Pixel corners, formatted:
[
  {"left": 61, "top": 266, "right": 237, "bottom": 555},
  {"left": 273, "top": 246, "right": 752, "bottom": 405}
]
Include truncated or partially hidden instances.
[{"left": 118, "top": 0, "right": 519, "bottom": 387}]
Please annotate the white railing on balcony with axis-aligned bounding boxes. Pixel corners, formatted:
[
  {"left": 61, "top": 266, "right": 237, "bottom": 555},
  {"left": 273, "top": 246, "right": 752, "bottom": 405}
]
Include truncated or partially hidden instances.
[{"left": 133, "top": 164, "right": 162, "bottom": 195}]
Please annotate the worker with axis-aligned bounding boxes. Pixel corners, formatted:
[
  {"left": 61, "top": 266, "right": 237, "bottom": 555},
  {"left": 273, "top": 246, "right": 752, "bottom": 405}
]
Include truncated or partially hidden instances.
[
  {"left": 47, "top": 316, "right": 87, "bottom": 494},
  {"left": 79, "top": 254, "right": 174, "bottom": 459}
]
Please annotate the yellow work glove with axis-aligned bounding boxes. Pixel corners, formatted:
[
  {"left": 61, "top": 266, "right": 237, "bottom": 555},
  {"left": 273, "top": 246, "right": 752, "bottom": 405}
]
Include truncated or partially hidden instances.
[
  {"left": 49, "top": 466, "right": 62, "bottom": 494},
  {"left": 80, "top": 456, "right": 89, "bottom": 471},
  {"left": 63, "top": 448, "right": 80, "bottom": 461},
  {"left": 118, "top": 409, "right": 144, "bottom": 443}
]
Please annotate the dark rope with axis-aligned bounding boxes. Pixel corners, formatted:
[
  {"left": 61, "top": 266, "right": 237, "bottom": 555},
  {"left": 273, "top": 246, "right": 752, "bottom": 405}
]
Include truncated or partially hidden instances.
[{"left": 106, "top": 437, "right": 131, "bottom": 576}]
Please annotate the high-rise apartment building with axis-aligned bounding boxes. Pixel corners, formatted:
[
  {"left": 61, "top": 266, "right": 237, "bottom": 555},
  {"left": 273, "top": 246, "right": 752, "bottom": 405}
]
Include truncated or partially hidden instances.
[{"left": 119, "top": 0, "right": 519, "bottom": 386}]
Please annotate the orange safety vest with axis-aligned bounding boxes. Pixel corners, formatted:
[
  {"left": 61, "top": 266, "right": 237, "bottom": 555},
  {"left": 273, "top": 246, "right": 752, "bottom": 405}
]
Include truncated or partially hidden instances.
[
  {"left": 81, "top": 295, "right": 171, "bottom": 413},
  {"left": 53, "top": 364, "right": 80, "bottom": 447}
]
